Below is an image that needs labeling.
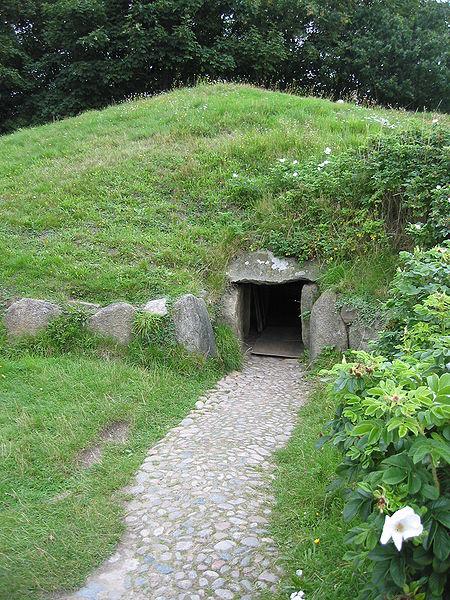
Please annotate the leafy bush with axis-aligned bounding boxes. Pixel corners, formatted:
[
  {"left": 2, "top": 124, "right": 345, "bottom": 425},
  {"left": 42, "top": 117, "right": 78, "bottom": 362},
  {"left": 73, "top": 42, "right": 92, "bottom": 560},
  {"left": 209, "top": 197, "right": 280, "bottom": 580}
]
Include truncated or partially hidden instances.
[
  {"left": 376, "top": 243, "right": 450, "bottom": 356},
  {"left": 321, "top": 244, "right": 450, "bottom": 600},
  {"left": 264, "top": 126, "right": 449, "bottom": 264}
]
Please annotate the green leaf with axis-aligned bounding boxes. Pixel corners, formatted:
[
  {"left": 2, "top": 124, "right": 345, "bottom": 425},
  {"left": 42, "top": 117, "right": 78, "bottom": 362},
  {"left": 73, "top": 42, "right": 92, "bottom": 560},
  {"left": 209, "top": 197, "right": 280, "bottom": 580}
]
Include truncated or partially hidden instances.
[
  {"left": 389, "top": 557, "right": 406, "bottom": 588},
  {"left": 383, "top": 466, "right": 407, "bottom": 485}
]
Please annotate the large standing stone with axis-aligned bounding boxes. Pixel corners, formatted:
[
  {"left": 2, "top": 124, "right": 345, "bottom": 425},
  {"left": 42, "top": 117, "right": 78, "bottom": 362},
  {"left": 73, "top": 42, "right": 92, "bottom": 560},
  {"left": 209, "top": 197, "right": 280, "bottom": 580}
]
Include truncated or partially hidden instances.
[
  {"left": 142, "top": 298, "right": 168, "bottom": 316},
  {"left": 88, "top": 303, "right": 136, "bottom": 344},
  {"left": 300, "top": 283, "right": 319, "bottom": 350},
  {"left": 227, "top": 250, "right": 320, "bottom": 285},
  {"left": 5, "top": 298, "right": 62, "bottom": 337},
  {"left": 172, "top": 294, "right": 217, "bottom": 357},
  {"left": 348, "top": 321, "right": 381, "bottom": 351},
  {"left": 309, "top": 291, "right": 348, "bottom": 359},
  {"left": 220, "top": 285, "right": 250, "bottom": 341}
]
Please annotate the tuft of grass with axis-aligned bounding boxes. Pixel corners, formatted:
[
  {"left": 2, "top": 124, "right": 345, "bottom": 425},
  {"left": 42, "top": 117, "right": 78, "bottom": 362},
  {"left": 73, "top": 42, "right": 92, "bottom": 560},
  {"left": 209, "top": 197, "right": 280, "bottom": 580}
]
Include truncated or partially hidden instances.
[
  {"left": 0, "top": 352, "right": 225, "bottom": 599},
  {"left": 264, "top": 385, "right": 365, "bottom": 600},
  {"left": 0, "top": 83, "right": 436, "bottom": 307}
]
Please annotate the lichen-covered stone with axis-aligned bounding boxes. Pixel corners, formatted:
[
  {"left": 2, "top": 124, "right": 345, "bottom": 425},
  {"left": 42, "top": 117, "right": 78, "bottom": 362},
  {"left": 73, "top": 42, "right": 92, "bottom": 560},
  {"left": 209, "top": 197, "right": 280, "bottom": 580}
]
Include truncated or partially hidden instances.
[
  {"left": 5, "top": 298, "right": 61, "bottom": 337},
  {"left": 88, "top": 302, "right": 136, "bottom": 344},
  {"left": 300, "top": 283, "right": 319, "bottom": 350},
  {"left": 172, "top": 294, "right": 217, "bottom": 357},
  {"left": 227, "top": 250, "right": 320, "bottom": 284},
  {"left": 141, "top": 298, "right": 168, "bottom": 316},
  {"left": 309, "top": 290, "right": 348, "bottom": 359},
  {"left": 348, "top": 321, "right": 381, "bottom": 351}
]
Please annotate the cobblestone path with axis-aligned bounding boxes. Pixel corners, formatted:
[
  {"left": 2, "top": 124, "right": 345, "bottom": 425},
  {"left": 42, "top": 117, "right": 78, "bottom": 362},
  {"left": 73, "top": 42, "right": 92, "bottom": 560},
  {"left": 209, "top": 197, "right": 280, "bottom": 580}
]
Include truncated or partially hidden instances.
[{"left": 67, "top": 356, "right": 310, "bottom": 600}]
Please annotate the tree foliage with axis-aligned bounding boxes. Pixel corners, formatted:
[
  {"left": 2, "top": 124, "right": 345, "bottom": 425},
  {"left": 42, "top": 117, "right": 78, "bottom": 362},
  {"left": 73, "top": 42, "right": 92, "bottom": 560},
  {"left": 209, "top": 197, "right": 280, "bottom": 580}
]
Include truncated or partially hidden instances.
[{"left": 1, "top": 0, "right": 449, "bottom": 133}]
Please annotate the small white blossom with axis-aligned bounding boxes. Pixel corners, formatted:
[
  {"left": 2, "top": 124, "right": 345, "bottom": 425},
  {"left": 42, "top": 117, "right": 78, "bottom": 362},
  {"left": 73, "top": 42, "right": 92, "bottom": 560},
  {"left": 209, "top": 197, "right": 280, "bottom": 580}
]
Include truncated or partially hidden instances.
[
  {"left": 293, "top": 160, "right": 299, "bottom": 165},
  {"left": 318, "top": 160, "right": 330, "bottom": 170},
  {"left": 278, "top": 158, "right": 287, "bottom": 163},
  {"left": 432, "top": 118, "right": 439, "bottom": 124},
  {"left": 293, "top": 172, "right": 299, "bottom": 177},
  {"left": 324, "top": 147, "right": 332, "bottom": 155},
  {"left": 436, "top": 185, "right": 442, "bottom": 190},
  {"left": 232, "top": 173, "right": 238, "bottom": 178},
  {"left": 413, "top": 223, "right": 423, "bottom": 230},
  {"left": 337, "top": 99, "right": 344, "bottom": 104},
  {"left": 380, "top": 506, "right": 423, "bottom": 551},
  {"left": 296, "top": 569, "right": 303, "bottom": 577},
  {"left": 290, "top": 591, "right": 305, "bottom": 600}
]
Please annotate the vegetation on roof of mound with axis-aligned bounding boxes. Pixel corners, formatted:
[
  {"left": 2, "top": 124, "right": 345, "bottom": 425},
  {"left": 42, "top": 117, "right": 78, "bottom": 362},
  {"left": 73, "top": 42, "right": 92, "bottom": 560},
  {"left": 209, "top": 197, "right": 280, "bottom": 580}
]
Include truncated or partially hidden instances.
[{"left": 0, "top": 83, "right": 445, "bottom": 308}]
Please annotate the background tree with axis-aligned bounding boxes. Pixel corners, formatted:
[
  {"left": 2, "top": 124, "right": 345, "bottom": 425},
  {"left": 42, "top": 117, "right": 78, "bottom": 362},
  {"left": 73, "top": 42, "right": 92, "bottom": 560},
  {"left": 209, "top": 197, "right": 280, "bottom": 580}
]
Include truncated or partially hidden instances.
[{"left": 0, "top": 0, "right": 448, "bottom": 134}]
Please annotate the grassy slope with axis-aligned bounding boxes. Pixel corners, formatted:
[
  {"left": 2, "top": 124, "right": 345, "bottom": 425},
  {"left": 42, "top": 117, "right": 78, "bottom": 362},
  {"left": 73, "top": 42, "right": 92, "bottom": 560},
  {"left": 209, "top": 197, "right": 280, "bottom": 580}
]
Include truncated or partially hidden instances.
[
  {"left": 0, "top": 83, "right": 430, "bottom": 307},
  {"left": 0, "top": 353, "right": 221, "bottom": 599},
  {"left": 264, "top": 385, "right": 364, "bottom": 600}
]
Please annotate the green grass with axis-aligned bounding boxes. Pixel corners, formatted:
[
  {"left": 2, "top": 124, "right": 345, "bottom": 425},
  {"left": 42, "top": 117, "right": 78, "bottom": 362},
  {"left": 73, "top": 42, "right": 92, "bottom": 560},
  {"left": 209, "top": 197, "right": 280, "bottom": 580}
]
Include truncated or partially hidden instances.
[
  {"left": 0, "top": 83, "right": 434, "bottom": 307},
  {"left": 0, "top": 352, "right": 223, "bottom": 599},
  {"left": 265, "top": 384, "right": 365, "bottom": 600}
]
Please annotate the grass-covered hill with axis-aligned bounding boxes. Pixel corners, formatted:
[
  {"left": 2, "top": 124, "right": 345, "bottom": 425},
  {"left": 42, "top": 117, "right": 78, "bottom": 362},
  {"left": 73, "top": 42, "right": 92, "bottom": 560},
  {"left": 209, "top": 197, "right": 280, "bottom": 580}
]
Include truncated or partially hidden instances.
[{"left": 0, "top": 83, "right": 440, "bottom": 308}]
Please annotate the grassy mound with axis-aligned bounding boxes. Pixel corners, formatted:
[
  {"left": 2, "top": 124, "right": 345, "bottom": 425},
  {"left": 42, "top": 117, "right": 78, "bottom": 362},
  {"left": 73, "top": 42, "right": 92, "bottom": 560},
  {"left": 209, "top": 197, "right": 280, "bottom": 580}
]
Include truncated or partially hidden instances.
[{"left": 0, "top": 83, "right": 435, "bottom": 307}]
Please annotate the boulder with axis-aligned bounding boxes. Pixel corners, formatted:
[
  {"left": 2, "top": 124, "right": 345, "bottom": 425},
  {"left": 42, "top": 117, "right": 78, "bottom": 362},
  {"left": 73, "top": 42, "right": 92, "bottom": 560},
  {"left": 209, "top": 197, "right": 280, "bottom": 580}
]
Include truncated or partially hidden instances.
[
  {"left": 340, "top": 304, "right": 359, "bottom": 325},
  {"left": 5, "top": 298, "right": 62, "bottom": 337},
  {"left": 172, "top": 294, "right": 217, "bottom": 357},
  {"left": 300, "top": 283, "right": 319, "bottom": 350},
  {"left": 348, "top": 321, "right": 381, "bottom": 351},
  {"left": 309, "top": 290, "right": 348, "bottom": 359},
  {"left": 227, "top": 250, "right": 320, "bottom": 285},
  {"left": 142, "top": 298, "right": 168, "bottom": 316},
  {"left": 88, "top": 302, "right": 136, "bottom": 344},
  {"left": 220, "top": 284, "right": 250, "bottom": 340}
]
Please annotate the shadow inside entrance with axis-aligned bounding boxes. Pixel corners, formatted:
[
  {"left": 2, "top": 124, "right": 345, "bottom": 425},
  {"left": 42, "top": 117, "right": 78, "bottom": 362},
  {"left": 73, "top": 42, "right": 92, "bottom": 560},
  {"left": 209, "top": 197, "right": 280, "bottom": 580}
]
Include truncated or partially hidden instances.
[{"left": 245, "top": 282, "right": 303, "bottom": 358}]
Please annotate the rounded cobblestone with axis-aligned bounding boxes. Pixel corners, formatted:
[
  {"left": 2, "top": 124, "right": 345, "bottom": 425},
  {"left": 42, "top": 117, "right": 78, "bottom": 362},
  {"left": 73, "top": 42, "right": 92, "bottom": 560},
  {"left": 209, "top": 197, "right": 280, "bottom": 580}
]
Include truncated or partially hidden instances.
[{"left": 64, "top": 356, "right": 310, "bottom": 599}]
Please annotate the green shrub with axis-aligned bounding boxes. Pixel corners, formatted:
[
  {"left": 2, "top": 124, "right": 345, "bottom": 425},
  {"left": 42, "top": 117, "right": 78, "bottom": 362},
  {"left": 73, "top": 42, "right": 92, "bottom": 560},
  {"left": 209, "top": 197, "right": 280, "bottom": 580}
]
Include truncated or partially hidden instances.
[
  {"left": 263, "top": 125, "right": 449, "bottom": 265},
  {"left": 321, "top": 244, "right": 450, "bottom": 600},
  {"left": 376, "top": 243, "right": 450, "bottom": 356}
]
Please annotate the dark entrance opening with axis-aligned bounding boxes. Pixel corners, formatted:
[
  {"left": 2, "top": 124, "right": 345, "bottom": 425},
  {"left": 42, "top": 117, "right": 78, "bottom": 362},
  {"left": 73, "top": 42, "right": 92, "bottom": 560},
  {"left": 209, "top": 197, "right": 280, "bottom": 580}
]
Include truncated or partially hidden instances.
[{"left": 246, "top": 282, "right": 303, "bottom": 358}]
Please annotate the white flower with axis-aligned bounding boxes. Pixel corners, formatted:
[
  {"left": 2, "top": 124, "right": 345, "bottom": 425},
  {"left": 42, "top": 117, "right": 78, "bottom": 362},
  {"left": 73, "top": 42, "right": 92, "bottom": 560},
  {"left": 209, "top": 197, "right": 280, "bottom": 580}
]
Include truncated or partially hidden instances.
[
  {"left": 293, "top": 172, "right": 299, "bottom": 177},
  {"left": 337, "top": 99, "right": 344, "bottom": 104},
  {"left": 436, "top": 185, "right": 442, "bottom": 190},
  {"left": 324, "top": 147, "right": 332, "bottom": 155},
  {"left": 293, "top": 160, "right": 299, "bottom": 165},
  {"left": 296, "top": 569, "right": 303, "bottom": 577},
  {"left": 232, "top": 173, "right": 238, "bottom": 178},
  {"left": 380, "top": 507, "right": 423, "bottom": 551},
  {"left": 290, "top": 591, "right": 305, "bottom": 600},
  {"left": 413, "top": 223, "right": 423, "bottom": 230},
  {"left": 278, "top": 158, "right": 286, "bottom": 163},
  {"left": 318, "top": 160, "right": 330, "bottom": 170},
  {"left": 432, "top": 118, "right": 439, "bottom": 124}
]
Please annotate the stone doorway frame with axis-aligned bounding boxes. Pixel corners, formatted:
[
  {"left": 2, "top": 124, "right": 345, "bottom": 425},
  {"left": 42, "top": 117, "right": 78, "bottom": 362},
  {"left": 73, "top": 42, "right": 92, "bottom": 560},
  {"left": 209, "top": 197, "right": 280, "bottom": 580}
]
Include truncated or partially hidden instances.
[{"left": 221, "top": 251, "right": 320, "bottom": 349}]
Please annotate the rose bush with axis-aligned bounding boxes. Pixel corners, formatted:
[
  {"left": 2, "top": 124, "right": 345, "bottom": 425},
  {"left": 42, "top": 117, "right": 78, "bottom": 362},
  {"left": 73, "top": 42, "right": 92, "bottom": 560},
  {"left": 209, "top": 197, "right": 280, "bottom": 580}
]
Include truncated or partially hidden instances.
[{"left": 320, "top": 244, "right": 450, "bottom": 599}]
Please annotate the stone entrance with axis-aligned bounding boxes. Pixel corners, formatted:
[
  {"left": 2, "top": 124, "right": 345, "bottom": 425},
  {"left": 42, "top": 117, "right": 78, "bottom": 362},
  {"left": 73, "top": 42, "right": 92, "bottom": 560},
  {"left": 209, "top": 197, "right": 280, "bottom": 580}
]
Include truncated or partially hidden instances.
[{"left": 221, "top": 251, "right": 320, "bottom": 358}]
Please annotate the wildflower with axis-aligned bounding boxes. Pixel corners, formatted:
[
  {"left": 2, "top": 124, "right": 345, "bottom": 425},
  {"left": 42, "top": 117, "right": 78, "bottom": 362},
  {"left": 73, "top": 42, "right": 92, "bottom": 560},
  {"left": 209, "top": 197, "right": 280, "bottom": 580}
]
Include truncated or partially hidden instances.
[
  {"left": 432, "top": 118, "right": 439, "bottom": 124},
  {"left": 317, "top": 160, "right": 330, "bottom": 170},
  {"left": 232, "top": 173, "right": 238, "bottom": 178},
  {"left": 314, "top": 538, "right": 320, "bottom": 544},
  {"left": 293, "top": 172, "right": 298, "bottom": 177},
  {"left": 293, "top": 160, "right": 299, "bottom": 165},
  {"left": 278, "top": 158, "right": 287, "bottom": 163},
  {"left": 436, "top": 185, "right": 442, "bottom": 189},
  {"left": 290, "top": 591, "right": 305, "bottom": 600},
  {"left": 380, "top": 507, "right": 423, "bottom": 551},
  {"left": 324, "top": 147, "right": 332, "bottom": 155},
  {"left": 337, "top": 99, "right": 344, "bottom": 104},
  {"left": 296, "top": 569, "right": 303, "bottom": 577}
]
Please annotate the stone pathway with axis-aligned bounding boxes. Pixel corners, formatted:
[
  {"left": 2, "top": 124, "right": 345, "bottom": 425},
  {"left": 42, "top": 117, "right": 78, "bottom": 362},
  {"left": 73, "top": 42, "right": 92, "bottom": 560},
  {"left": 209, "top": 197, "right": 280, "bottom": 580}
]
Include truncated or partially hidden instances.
[{"left": 66, "top": 356, "right": 310, "bottom": 600}]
